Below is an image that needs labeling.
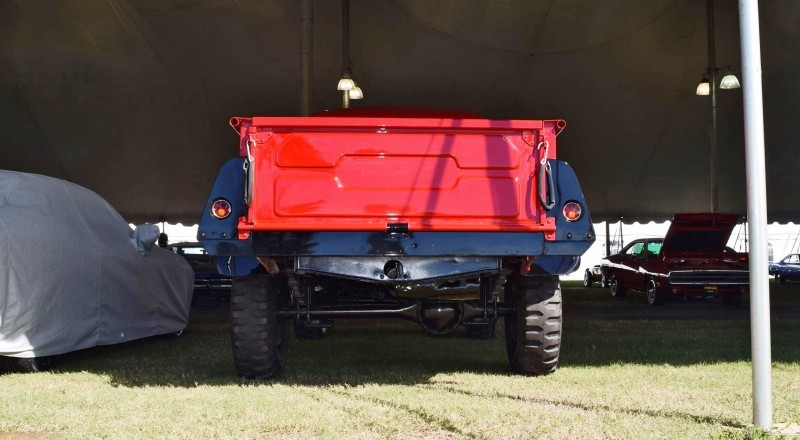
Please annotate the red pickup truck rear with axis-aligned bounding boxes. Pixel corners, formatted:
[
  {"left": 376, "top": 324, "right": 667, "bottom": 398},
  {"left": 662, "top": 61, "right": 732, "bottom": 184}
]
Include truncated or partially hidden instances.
[{"left": 199, "top": 109, "right": 594, "bottom": 379}]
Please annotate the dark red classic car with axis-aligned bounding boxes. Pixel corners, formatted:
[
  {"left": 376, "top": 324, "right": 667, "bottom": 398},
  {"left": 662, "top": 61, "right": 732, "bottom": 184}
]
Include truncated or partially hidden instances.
[{"left": 601, "top": 213, "right": 749, "bottom": 306}]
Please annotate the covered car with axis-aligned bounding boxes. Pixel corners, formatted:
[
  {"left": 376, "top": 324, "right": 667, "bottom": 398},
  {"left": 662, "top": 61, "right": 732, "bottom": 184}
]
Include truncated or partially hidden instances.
[
  {"left": 601, "top": 213, "right": 749, "bottom": 306},
  {"left": 0, "top": 171, "right": 194, "bottom": 370}
]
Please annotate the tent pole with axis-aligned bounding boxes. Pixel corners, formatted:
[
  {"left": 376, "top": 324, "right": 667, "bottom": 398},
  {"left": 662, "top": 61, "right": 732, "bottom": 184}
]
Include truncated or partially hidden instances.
[
  {"left": 738, "top": 0, "right": 772, "bottom": 429},
  {"left": 708, "top": 0, "right": 719, "bottom": 213},
  {"left": 300, "top": 0, "right": 313, "bottom": 116}
]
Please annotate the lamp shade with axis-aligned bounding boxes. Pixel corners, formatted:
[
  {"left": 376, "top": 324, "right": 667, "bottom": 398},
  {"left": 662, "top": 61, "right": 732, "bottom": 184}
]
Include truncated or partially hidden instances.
[
  {"left": 720, "top": 74, "right": 741, "bottom": 89},
  {"left": 696, "top": 79, "right": 710, "bottom": 96},
  {"left": 348, "top": 86, "right": 363, "bottom": 100},
  {"left": 337, "top": 77, "right": 355, "bottom": 91}
]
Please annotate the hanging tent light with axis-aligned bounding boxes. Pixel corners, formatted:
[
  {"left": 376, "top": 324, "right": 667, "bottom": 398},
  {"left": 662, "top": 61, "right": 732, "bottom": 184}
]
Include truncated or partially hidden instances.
[
  {"left": 696, "top": 77, "right": 711, "bottom": 96},
  {"left": 349, "top": 84, "right": 363, "bottom": 100},
  {"left": 337, "top": 0, "right": 363, "bottom": 108},
  {"left": 720, "top": 73, "right": 741, "bottom": 89}
]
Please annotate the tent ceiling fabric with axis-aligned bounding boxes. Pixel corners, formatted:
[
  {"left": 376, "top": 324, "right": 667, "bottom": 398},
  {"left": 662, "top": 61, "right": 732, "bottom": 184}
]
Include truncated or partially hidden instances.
[{"left": 1, "top": 0, "right": 797, "bottom": 223}]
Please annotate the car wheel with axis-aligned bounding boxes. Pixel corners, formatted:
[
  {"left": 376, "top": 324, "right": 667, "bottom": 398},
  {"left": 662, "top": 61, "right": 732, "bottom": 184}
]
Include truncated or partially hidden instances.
[
  {"left": 646, "top": 279, "right": 665, "bottom": 306},
  {"left": 776, "top": 273, "right": 786, "bottom": 284},
  {"left": 230, "top": 275, "right": 288, "bottom": 379},
  {"left": 583, "top": 269, "right": 592, "bottom": 287},
  {"left": 0, "top": 355, "right": 58, "bottom": 373},
  {"left": 601, "top": 273, "right": 610, "bottom": 288},
  {"left": 723, "top": 292, "right": 743, "bottom": 306},
  {"left": 583, "top": 270, "right": 593, "bottom": 288},
  {"left": 610, "top": 276, "right": 626, "bottom": 298},
  {"left": 465, "top": 319, "right": 497, "bottom": 339},
  {"left": 504, "top": 274, "right": 561, "bottom": 375}
]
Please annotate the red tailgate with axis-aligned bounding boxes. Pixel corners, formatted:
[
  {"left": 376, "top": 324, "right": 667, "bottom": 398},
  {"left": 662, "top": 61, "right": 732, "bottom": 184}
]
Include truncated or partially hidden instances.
[{"left": 233, "top": 116, "right": 563, "bottom": 233}]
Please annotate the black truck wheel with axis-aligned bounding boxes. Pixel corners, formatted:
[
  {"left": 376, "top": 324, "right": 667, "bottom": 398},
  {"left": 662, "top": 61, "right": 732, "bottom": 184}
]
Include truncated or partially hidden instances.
[
  {"left": 504, "top": 275, "right": 562, "bottom": 375},
  {"left": 230, "top": 275, "right": 288, "bottom": 379}
]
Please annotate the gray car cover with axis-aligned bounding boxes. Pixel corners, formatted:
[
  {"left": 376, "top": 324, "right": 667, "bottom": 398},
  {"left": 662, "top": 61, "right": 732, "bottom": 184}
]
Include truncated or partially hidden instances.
[{"left": 0, "top": 170, "right": 194, "bottom": 358}]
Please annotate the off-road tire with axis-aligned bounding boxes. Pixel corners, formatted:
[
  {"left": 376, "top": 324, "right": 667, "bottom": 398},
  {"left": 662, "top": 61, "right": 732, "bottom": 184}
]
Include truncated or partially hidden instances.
[
  {"left": 465, "top": 319, "right": 497, "bottom": 339},
  {"left": 723, "top": 292, "right": 743, "bottom": 306},
  {"left": 230, "top": 275, "right": 288, "bottom": 379},
  {"left": 583, "top": 270, "right": 593, "bottom": 288},
  {"left": 0, "top": 356, "right": 57, "bottom": 373},
  {"left": 504, "top": 274, "right": 562, "bottom": 375},
  {"left": 646, "top": 278, "right": 666, "bottom": 306},
  {"left": 294, "top": 321, "right": 326, "bottom": 340},
  {"left": 610, "top": 276, "right": 626, "bottom": 298}
]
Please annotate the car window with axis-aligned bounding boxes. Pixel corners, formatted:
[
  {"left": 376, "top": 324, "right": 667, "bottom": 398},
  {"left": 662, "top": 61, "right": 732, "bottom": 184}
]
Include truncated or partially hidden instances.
[
  {"left": 785, "top": 254, "right": 800, "bottom": 264},
  {"left": 625, "top": 242, "right": 644, "bottom": 257},
  {"left": 645, "top": 240, "right": 662, "bottom": 257}
]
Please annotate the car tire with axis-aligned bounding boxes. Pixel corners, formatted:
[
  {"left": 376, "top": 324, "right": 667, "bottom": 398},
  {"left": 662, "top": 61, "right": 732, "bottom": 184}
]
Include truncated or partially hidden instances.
[
  {"left": 646, "top": 279, "right": 666, "bottom": 306},
  {"left": 0, "top": 355, "right": 58, "bottom": 373},
  {"left": 465, "top": 319, "right": 497, "bottom": 339},
  {"left": 776, "top": 273, "right": 786, "bottom": 284},
  {"left": 610, "top": 276, "right": 626, "bottom": 298},
  {"left": 230, "top": 275, "right": 288, "bottom": 379},
  {"left": 504, "top": 274, "right": 561, "bottom": 375},
  {"left": 583, "top": 269, "right": 593, "bottom": 288},
  {"left": 723, "top": 292, "right": 743, "bottom": 306},
  {"left": 601, "top": 273, "right": 610, "bottom": 288},
  {"left": 294, "top": 321, "right": 326, "bottom": 340}
]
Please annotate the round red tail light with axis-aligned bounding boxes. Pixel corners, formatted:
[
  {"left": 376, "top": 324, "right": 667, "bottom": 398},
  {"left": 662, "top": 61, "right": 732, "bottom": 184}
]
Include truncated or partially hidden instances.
[
  {"left": 562, "top": 201, "right": 583, "bottom": 222},
  {"left": 211, "top": 199, "right": 232, "bottom": 219}
]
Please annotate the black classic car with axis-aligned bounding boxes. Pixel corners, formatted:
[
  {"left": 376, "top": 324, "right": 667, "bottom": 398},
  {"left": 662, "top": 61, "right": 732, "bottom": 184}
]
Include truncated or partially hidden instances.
[{"left": 600, "top": 213, "right": 749, "bottom": 306}]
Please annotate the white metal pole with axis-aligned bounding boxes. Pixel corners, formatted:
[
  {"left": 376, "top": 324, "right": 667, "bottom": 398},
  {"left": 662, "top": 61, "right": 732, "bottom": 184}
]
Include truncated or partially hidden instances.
[{"left": 738, "top": 0, "right": 772, "bottom": 429}]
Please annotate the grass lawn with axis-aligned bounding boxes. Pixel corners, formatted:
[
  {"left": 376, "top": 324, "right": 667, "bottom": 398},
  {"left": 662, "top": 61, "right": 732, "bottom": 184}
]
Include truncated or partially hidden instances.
[{"left": 0, "top": 282, "right": 798, "bottom": 439}]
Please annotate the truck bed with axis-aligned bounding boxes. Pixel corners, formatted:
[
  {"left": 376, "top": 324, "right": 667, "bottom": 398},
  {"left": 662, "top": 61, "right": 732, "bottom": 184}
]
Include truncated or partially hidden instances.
[{"left": 232, "top": 116, "right": 564, "bottom": 233}]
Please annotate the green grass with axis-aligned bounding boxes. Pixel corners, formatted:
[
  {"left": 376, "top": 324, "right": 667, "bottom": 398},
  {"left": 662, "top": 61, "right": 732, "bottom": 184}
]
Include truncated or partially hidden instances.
[{"left": 1, "top": 284, "right": 799, "bottom": 439}]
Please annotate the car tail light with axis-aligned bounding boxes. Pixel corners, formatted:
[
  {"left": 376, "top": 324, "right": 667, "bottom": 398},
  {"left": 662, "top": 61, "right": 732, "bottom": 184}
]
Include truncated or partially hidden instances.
[
  {"left": 211, "top": 199, "right": 232, "bottom": 219},
  {"left": 562, "top": 201, "right": 583, "bottom": 222}
]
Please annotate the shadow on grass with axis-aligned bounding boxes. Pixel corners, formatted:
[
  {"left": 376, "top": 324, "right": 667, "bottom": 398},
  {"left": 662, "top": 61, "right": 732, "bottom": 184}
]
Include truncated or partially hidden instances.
[
  {"left": 51, "top": 282, "right": 800, "bottom": 388},
  {"left": 55, "top": 318, "right": 509, "bottom": 388}
]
